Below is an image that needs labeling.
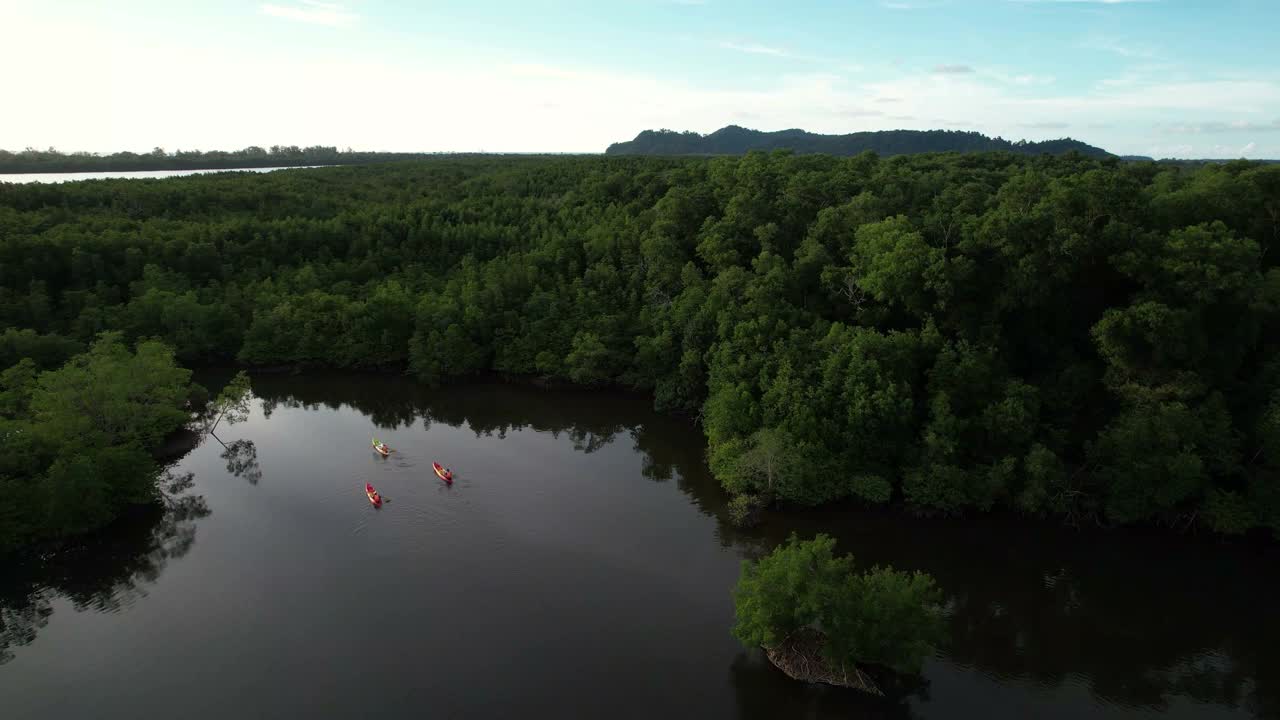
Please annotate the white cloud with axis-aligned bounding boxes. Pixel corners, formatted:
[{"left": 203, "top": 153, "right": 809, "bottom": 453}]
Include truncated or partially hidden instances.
[
  {"left": 831, "top": 107, "right": 885, "bottom": 118},
  {"left": 1020, "top": 80, "right": 1280, "bottom": 115},
  {"left": 1097, "top": 63, "right": 1177, "bottom": 88},
  {"left": 933, "top": 64, "right": 975, "bottom": 74},
  {"left": 2, "top": 4, "right": 1277, "bottom": 159},
  {"left": 1011, "top": 0, "right": 1157, "bottom": 4},
  {"left": 1146, "top": 143, "right": 1195, "bottom": 157},
  {"left": 1159, "top": 118, "right": 1280, "bottom": 134},
  {"left": 1082, "top": 35, "right": 1159, "bottom": 59},
  {"left": 880, "top": 0, "right": 949, "bottom": 8},
  {"left": 719, "top": 41, "right": 791, "bottom": 58},
  {"left": 716, "top": 41, "right": 835, "bottom": 64},
  {"left": 260, "top": 1, "right": 357, "bottom": 27},
  {"left": 980, "top": 68, "right": 1055, "bottom": 86},
  {"left": 1240, "top": 141, "right": 1258, "bottom": 156}
]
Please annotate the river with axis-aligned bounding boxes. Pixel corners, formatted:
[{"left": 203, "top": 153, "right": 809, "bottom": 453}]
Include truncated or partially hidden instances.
[
  {"left": 1, "top": 374, "right": 1276, "bottom": 719},
  {"left": 0, "top": 166, "right": 328, "bottom": 184}
]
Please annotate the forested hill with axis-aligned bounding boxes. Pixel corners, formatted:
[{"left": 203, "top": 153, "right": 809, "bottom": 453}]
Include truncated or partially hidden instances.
[
  {"left": 0, "top": 146, "right": 485, "bottom": 174},
  {"left": 2, "top": 153, "right": 1279, "bottom": 542},
  {"left": 606, "top": 126, "right": 1114, "bottom": 158}
]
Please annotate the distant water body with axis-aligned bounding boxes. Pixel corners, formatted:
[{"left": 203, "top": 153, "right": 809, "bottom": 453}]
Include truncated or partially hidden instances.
[{"left": 0, "top": 166, "right": 329, "bottom": 184}]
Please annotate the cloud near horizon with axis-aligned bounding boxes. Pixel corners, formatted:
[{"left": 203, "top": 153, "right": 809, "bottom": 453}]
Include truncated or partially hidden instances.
[
  {"left": 260, "top": 1, "right": 357, "bottom": 27},
  {"left": 1160, "top": 119, "right": 1280, "bottom": 134},
  {"left": 1, "top": 0, "right": 1276, "bottom": 159}
]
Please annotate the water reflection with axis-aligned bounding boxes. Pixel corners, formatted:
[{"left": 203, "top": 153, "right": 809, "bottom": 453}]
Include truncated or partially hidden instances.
[
  {"left": 0, "top": 470, "right": 210, "bottom": 665},
  {"left": 240, "top": 373, "right": 1280, "bottom": 719},
  {"left": 4, "top": 372, "right": 1276, "bottom": 720},
  {"left": 219, "top": 439, "right": 262, "bottom": 485}
]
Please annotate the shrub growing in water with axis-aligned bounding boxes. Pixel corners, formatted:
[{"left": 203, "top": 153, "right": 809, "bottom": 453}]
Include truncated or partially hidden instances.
[{"left": 732, "top": 533, "right": 945, "bottom": 676}]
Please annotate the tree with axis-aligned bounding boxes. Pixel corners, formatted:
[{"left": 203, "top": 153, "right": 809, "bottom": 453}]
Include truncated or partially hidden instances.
[
  {"left": 709, "top": 426, "right": 803, "bottom": 499},
  {"left": 203, "top": 371, "right": 252, "bottom": 446},
  {"left": 29, "top": 333, "right": 191, "bottom": 451},
  {"left": 847, "top": 216, "right": 949, "bottom": 318},
  {"left": 0, "top": 334, "right": 194, "bottom": 551},
  {"left": 732, "top": 534, "right": 945, "bottom": 677},
  {"left": 1, "top": 151, "right": 1278, "bottom": 539}
]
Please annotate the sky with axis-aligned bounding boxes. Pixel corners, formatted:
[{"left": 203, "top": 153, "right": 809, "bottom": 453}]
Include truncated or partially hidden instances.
[{"left": 1, "top": 0, "right": 1278, "bottom": 158}]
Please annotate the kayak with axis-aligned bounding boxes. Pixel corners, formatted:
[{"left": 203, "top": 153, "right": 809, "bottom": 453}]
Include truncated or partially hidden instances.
[
  {"left": 365, "top": 482, "right": 382, "bottom": 507},
  {"left": 433, "top": 462, "right": 453, "bottom": 484},
  {"left": 372, "top": 437, "right": 390, "bottom": 456}
]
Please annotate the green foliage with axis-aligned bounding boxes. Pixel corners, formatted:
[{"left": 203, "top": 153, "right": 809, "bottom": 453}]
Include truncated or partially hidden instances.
[
  {"left": 732, "top": 534, "right": 854, "bottom": 649},
  {"left": 0, "top": 335, "right": 193, "bottom": 551},
  {"left": 849, "top": 474, "right": 893, "bottom": 504},
  {"left": 849, "top": 216, "right": 949, "bottom": 317},
  {"left": 727, "top": 493, "right": 766, "bottom": 528},
  {"left": 709, "top": 427, "right": 806, "bottom": 500},
  {"left": 0, "top": 329, "right": 83, "bottom": 371},
  {"left": 2, "top": 153, "right": 1279, "bottom": 537},
  {"left": 204, "top": 371, "right": 252, "bottom": 438},
  {"left": 827, "top": 561, "right": 947, "bottom": 674},
  {"left": 1203, "top": 489, "right": 1257, "bottom": 535},
  {"left": 30, "top": 333, "right": 191, "bottom": 450},
  {"left": 732, "top": 534, "right": 945, "bottom": 675},
  {"left": 1090, "top": 396, "right": 1236, "bottom": 525}
]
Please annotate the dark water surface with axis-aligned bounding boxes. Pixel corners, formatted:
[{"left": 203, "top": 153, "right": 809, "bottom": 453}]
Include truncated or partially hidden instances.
[{"left": 2, "top": 375, "right": 1277, "bottom": 719}]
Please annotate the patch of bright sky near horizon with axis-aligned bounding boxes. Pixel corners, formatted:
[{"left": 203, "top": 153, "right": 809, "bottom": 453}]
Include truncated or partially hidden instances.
[{"left": 1, "top": 0, "right": 1277, "bottom": 159}]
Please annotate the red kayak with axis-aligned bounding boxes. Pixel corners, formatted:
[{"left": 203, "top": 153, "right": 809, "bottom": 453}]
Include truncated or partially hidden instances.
[
  {"left": 365, "top": 482, "right": 382, "bottom": 507},
  {"left": 433, "top": 462, "right": 453, "bottom": 484}
]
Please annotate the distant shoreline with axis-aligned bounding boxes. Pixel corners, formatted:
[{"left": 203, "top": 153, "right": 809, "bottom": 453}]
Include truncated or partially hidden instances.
[{"left": 0, "top": 150, "right": 599, "bottom": 175}]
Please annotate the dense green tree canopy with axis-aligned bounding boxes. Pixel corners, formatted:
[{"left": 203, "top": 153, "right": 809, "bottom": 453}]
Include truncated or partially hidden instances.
[
  {"left": 1, "top": 152, "right": 1278, "bottom": 538},
  {"left": 0, "top": 335, "right": 194, "bottom": 551},
  {"left": 732, "top": 533, "right": 945, "bottom": 675}
]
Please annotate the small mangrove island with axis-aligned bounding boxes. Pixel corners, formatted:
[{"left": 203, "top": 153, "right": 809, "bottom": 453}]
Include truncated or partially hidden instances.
[{"left": 732, "top": 533, "right": 945, "bottom": 695}]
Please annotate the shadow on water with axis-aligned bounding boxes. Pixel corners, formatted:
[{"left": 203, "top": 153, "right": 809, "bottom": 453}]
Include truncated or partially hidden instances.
[
  {"left": 0, "top": 469, "right": 210, "bottom": 666},
  {"left": 243, "top": 372, "right": 1280, "bottom": 719}
]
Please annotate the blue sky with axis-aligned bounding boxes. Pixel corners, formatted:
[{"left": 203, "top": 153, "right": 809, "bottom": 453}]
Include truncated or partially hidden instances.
[{"left": 2, "top": 0, "right": 1278, "bottom": 157}]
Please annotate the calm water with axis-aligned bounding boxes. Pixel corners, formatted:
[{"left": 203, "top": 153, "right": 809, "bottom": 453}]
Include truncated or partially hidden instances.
[
  {"left": 1, "top": 375, "right": 1276, "bottom": 719},
  {"left": 0, "top": 166, "right": 327, "bottom": 184}
]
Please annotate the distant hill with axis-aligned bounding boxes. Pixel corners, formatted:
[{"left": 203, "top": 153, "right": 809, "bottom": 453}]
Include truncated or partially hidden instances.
[{"left": 606, "top": 125, "right": 1114, "bottom": 158}]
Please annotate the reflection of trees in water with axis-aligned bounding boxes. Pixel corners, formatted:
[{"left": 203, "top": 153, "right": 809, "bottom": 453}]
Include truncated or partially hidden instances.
[
  {"left": 753, "top": 507, "right": 1280, "bottom": 718},
  {"left": 243, "top": 373, "right": 1280, "bottom": 719},
  {"left": 0, "top": 592, "right": 51, "bottom": 666},
  {"left": 0, "top": 469, "right": 209, "bottom": 666},
  {"left": 567, "top": 425, "right": 620, "bottom": 454},
  {"left": 220, "top": 439, "right": 262, "bottom": 485}
]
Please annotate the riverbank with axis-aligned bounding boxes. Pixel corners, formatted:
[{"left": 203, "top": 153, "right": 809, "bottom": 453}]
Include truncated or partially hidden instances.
[{"left": 212, "top": 363, "right": 1280, "bottom": 548}]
